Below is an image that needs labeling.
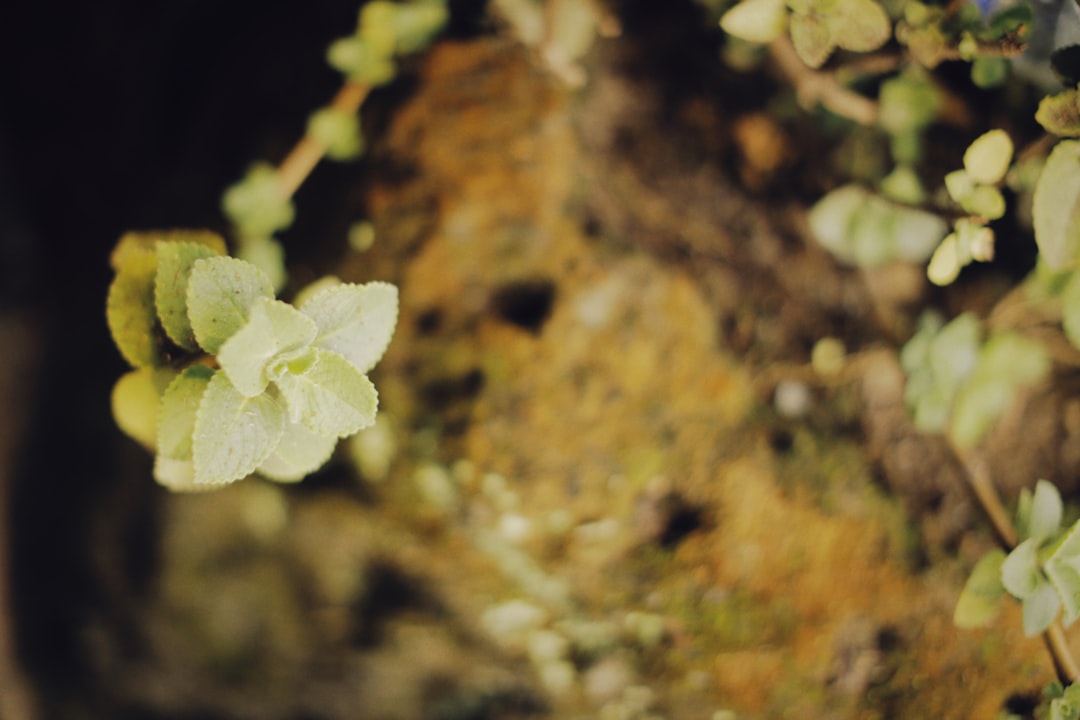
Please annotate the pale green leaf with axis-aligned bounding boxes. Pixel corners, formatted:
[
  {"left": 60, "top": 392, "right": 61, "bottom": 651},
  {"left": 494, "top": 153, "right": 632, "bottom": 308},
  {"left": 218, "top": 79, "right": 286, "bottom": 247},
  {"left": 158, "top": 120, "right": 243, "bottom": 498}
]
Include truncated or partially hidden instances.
[
  {"left": 1037, "top": 89, "right": 1080, "bottom": 138},
  {"left": 106, "top": 241, "right": 160, "bottom": 368},
  {"left": 153, "top": 456, "right": 204, "bottom": 492},
  {"left": 954, "top": 548, "right": 1006, "bottom": 628},
  {"left": 1022, "top": 580, "right": 1061, "bottom": 636},
  {"left": 1034, "top": 140, "right": 1080, "bottom": 270},
  {"left": 961, "top": 185, "right": 1006, "bottom": 220},
  {"left": 944, "top": 169, "right": 975, "bottom": 206},
  {"left": 157, "top": 365, "right": 215, "bottom": 460},
  {"left": 300, "top": 281, "right": 399, "bottom": 373},
  {"left": 789, "top": 12, "right": 833, "bottom": 69},
  {"left": 222, "top": 163, "right": 296, "bottom": 239},
  {"left": 154, "top": 240, "right": 225, "bottom": 351},
  {"left": 257, "top": 420, "right": 339, "bottom": 482},
  {"left": 237, "top": 237, "right": 286, "bottom": 293},
  {"left": 720, "top": 0, "right": 788, "bottom": 44},
  {"left": 272, "top": 348, "right": 378, "bottom": 438},
  {"left": 112, "top": 367, "right": 177, "bottom": 450},
  {"left": 927, "top": 313, "right": 980, "bottom": 388},
  {"left": 218, "top": 297, "right": 318, "bottom": 397},
  {"left": 927, "top": 234, "right": 961, "bottom": 286},
  {"left": 1001, "top": 538, "right": 1041, "bottom": 599},
  {"left": 963, "top": 129, "right": 1014, "bottom": 185},
  {"left": 892, "top": 205, "right": 947, "bottom": 263},
  {"left": 949, "top": 379, "right": 1011, "bottom": 449},
  {"left": 1046, "top": 519, "right": 1080, "bottom": 625},
  {"left": 186, "top": 256, "right": 275, "bottom": 354},
  {"left": 971, "top": 331, "right": 1049, "bottom": 387},
  {"left": 390, "top": 0, "right": 449, "bottom": 53},
  {"left": 307, "top": 107, "right": 365, "bottom": 161},
  {"left": 1062, "top": 271, "right": 1080, "bottom": 350},
  {"left": 808, "top": 185, "right": 866, "bottom": 264},
  {"left": 831, "top": 0, "right": 891, "bottom": 53},
  {"left": 1028, "top": 480, "right": 1064, "bottom": 544},
  {"left": 192, "top": 371, "right": 286, "bottom": 485}
]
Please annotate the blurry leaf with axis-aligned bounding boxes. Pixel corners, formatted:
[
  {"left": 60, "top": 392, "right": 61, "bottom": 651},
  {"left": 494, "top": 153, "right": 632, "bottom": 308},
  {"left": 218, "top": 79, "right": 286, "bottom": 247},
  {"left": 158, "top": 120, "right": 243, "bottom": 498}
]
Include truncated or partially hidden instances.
[
  {"left": 961, "top": 185, "right": 1006, "bottom": 220},
  {"left": 390, "top": 0, "right": 450, "bottom": 53},
  {"left": 879, "top": 73, "right": 940, "bottom": 135},
  {"left": 192, "top": 371, "right": 285, "bottom": 485},
  {"left": 307, "top": 106, "right": 365, "bottom": 161},
  {"left": 222, "top": 163, "right": 296, "bottom": 239},
  {"left": 272, "top": 348, "right": 378, "bottom": 438},
  {"left": 971, "top": 56, "right": 1009, "bottom": 88},
  {"left": 106, "top": 237, "right": 160, "bottom": 368},
  {"left": 986, "top": 1, "right": 1032, "bottom": 38},
  {"left": 1002, "top": 538, "right": 1041, "bottom": 598},
  {"left": 892, "top": 204, "right": 948, "bottom": 262},
  {"left": 954, "top": 548, "right": 1006, "bottom": 628},
  {"left": 790, "top": 11, "right": 833, "bottom": 68},
  {"left": 963, "top": 129, "right": 1014, "bottom": 185},
  {"left": 1046, "top": 519, "right": 1080, "bottom": 625},
  {"left": 1023, "top": 580, "right": 1061, "bottom": 636},
  {"left": 257, "top": 420, "right": 339, "bottom": 482},
  {"left": 300, "top": 281, "right": 399, "bottom": 373},
  {"left": 1062, "top": 270, "right": 1080, "bottom": 349},
  {"left": 237, "top": 237, "right": 286, "bottom": 293},
  {"left": 928, "top": 233, "right": 962, "bottom": 286},
  {"left": 928, "top": 313, "right": 981, "bottom": 387},
  {"left": 1037, "top": 90, "right": 1080, "bottom": 138},
  {"left": 809, "top": 184, "right": 866, "bottom": 263},
  {"left": 327, "top": 36, "right": 397, "bottom": 85},
  {"left": 1052, "top": 44, "right": 1080, "bottom": 86},
  {"left": 157, "top": 365, "right": 214, "bottom": 461},
  {"left": 1034, "top": 140, "right": 1080, "bottom": 270},
  {"left": 880, "top": 164, "right": 925, "bottom": 205},
  {"left": 154, "top": 239, "right": 225, "bottom": 351},
  {"left": 971, "top": 331, "right": 1048, "bottom": 386},
  {"left": 112, "top": 367, "right": 176, "bottom": 450},
  {"left": 186, "top": 256, "right": 275, "bottom": 354},
  {"left": 831, "top": 0, "right": 891, "bottom": 52},
  {"left": 1028, "top": 479, "right": 1064, "bottom": 544},
  {"left": 721, "top": 0, "right": 788, "bottom": 43},
  {"left": 217, "top": 297, "right": 318, "bottom": 398},
  {"left": 949, "top": 378, "right": 1012, "bottom": 448}
]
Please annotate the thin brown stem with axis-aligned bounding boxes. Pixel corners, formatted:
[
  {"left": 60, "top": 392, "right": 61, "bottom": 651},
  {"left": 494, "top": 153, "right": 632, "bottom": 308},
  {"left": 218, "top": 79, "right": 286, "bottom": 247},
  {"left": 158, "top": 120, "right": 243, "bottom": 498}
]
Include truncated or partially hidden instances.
[
  {"left": 768, "top": 36, "right": 878, "bottom": 126},
  {"left": 274, "top": 81, "right": 370, "bottom": 200}
]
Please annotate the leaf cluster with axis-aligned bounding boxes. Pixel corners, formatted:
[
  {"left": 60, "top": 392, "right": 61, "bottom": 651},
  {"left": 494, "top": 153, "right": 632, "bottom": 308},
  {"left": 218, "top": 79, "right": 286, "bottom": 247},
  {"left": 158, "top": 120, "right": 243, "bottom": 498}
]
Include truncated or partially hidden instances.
[
  {"left": 107, "top": 233, "right": 398, "bottom": 491},
  {"left": 956, "top": 480, "right": 1080, "bottom": 637},
  {"left": 900, "top": 311, "right": 1048, "bottom": 449}
]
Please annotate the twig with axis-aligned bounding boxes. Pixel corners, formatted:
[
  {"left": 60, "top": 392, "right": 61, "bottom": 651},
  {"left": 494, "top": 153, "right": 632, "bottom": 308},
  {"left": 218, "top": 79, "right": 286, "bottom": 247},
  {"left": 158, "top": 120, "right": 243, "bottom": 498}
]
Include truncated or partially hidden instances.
[
  {"left": 768, "top": 36, "right": 878, "bottom": 126},
  {"left": 274, "top": 81, "right": 370, "bottom": 200}
]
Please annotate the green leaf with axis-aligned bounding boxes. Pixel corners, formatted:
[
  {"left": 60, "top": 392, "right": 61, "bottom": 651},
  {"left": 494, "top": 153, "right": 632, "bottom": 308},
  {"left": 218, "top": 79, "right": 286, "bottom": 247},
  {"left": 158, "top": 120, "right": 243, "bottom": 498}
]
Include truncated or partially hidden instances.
[
  {"left": 192, "top": 371, "right": 286, "bottom": 485},
  {"left": 112, "top": 367, "right": 176, "bottom": 450},
  {"left": 961, "top": 185, "right": 1006, "bottom": 220},
  {"left": 307, "top": 107, "right": 365, "bottom": 161},
  {"left": 949, "top": 378, "right": 1011, "bottom": 448},
  {"left": 1034, "top": 140, "right": 1080, "bottom": 270},
  {"left": 237, "top": 237, "right": 286, "bottom": 293},
  {"left": 218, "top": 297, "right": 318, "bottom": 398},
  {"left": 299, "top": 281, "right": 399, "bottom": 373},
  {"left": 257, "top": 420, "right": 339, "bottom": 482},
  {"left": 1037, "top": 90, "right": 1080, "bottom": 138},
  {"left": 1022, "top": 580, "right": 1061, "bottom": 636},
  {"left": 971, "top": 56, "right": 1009, "bottom": 88},
  {"left": 157, "top": 365, "right": 215, "bottom": 460},
  {"left": 954, "top": 548, "right": 1006, "bottom": 628},
  {"left": 222, "top": 163, "right": 296, "bottom": 239},
  {"left": 106, "top": 236, "right": 161, "bottom": 368},
  {"left": 963, "top": 129, "right": 1014, "bottom": 185},
  {"left": 878, "top": 73, "right": 940, "bottom": 135},
  {"left": 154, "top": 239, "right": 226, "bottom": 351},
  {"left": 326, "top": 36, "right": 397, "bottom": 85},
  {"left": 789, "top": 11, "right": 833, "bottom": 68},
  {"left": 153, "top": 456, "right": 202, "bottom": 492},
  {"left": 971, "top": 331, "right": 1049, "bottom": 387},
  {"left": 1002, "top": 538, "right": 1042, "bottom": 599},
  {"left": 720, "top": 0, "right": 788, "bottom": 43},
  {"left": 928, "top": 313, "right": 980, "bottom": 388},
  {"left": 808, "top": 185, "right": 866, "bottom": 264},
  {"left": 927, "top": 233, "right": 962, "bottom": 286},
  {"left": 1028, "top": 480, "right": 1064, "bottom": 544},
  {"left": 388, "top": 0, "right": 449, "bottom": 54},
  {"left": 986, "top": 2, "right": 1032, "bottom": 38},
  {"left": 891, "top": 204, "right": 948, "bottom": 262},
  {"left": 1046, "top": 520, "right": 1080, "bottom": 625},
  {"left": 186, "top": 256, "right": 275, "bottom": 354},
  {"left": 272, "top": 348, "right": 378, "bottom": 438},
  {"left": 1062, "top": 270, "right": 1080, "bottom": 350},
  {"left": 830, "top": 0, "right": 889, "bottom": 52},
  {"left": 944, "top": 169, "right": 975, "bottom": 206}
]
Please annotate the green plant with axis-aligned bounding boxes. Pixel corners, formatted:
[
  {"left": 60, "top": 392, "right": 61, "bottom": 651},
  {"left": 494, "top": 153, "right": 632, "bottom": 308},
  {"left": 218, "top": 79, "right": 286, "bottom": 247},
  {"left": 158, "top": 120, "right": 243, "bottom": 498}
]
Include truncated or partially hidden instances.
[{"left": 108, "top": 232, "right": 397, "bottom": 491}]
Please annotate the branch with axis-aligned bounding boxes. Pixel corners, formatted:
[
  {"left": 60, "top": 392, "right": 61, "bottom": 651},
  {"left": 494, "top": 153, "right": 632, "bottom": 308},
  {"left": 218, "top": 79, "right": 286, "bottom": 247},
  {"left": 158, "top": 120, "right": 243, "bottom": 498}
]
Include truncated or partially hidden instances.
[
  {"left": 274, "top": 81, "right": 370, "bottom": 200},
  {"left": 768, "top": 36, "right": 878, "bottom": 126}
]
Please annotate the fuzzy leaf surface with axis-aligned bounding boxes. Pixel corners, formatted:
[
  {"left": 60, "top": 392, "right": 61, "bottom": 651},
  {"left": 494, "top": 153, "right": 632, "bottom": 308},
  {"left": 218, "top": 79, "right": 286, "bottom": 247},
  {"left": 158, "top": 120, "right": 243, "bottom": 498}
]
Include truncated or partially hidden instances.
[
  {"left": 300, "top": 281, "right": 399, "bottom": 373},
  {"left": 273, "top": 348, "right": 378, "bottom": 438},
  {"left": 192, "top": 371, "right": 285, "bottom": 485},
  {"left": 1047, "top": 519, "right": 1080, "bottom": 625},
  {"left": 257, "top": 420, "right": 339, "bottom": 482},
  {"left": 1002, "top": 538, "right": 1041, "bottom": 599},
  {"left": 157, "top": 365, "right": 215, "bottom": 460},
  {"left": 155, "top": 240, "right": 225, "bottom": 351},
  {"left": 218, "top": 297, "right": 318, "bottom": 397},
  {"left": 187, "top": 256, "right": 275, "bottom": 354}
]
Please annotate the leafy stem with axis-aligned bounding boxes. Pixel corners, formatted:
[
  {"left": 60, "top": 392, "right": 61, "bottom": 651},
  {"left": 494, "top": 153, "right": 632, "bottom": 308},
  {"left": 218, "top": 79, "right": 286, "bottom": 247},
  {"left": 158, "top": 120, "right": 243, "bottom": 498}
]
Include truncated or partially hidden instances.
[{"left": 769, "top": 35, "right": 878, "bottom": 125}]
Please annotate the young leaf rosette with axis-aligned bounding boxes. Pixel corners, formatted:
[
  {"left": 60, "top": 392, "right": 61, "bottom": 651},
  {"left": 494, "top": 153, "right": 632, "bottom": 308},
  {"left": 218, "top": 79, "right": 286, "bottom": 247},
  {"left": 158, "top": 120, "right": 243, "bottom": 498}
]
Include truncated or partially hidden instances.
[{"left": 154, "top": 256, "right": 398, "bottom": 490}]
